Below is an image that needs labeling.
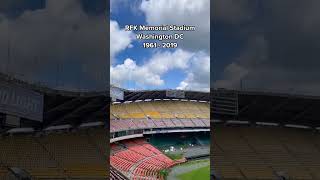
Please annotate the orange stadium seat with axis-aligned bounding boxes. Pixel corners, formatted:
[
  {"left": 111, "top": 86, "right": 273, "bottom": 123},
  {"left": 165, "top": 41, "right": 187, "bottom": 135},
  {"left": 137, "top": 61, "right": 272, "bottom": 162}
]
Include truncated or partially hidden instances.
[
  {"left": 0, "top": 128, "right": 107, "bottom": 180},
  {"left": 111, "top": 100, "right": 209, "bottom": 121},
  {"left": 110, "top": 139, "right": 176, "bottom": 180},
  {"left": 213, "top": 125, "right": 320, "bottom": 179}
]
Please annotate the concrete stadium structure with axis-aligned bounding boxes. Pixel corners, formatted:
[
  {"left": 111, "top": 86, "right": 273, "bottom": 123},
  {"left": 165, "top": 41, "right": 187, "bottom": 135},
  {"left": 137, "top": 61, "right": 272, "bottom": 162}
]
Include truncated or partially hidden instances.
[
  {"left": 110, "top": 88, "right": 210, "bottom": 180},
  {"left": 212, "top": 89, "right": 320, "bottom": 180},
  {"left": 0, "top": 73, "right": 108, "bottom": 180}
]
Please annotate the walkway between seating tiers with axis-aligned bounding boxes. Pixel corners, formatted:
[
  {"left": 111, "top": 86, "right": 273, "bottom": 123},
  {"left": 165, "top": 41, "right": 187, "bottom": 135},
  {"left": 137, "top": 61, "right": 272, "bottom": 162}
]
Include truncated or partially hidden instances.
[{"left": 128, "top": 154, "right": 159, "bottom": 179}]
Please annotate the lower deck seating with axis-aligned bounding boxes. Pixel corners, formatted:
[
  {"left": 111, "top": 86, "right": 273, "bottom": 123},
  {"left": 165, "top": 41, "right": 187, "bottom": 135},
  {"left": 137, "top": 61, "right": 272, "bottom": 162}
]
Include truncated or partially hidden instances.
[
  {"left": 110, "top": 138, "right": 175, "bottom": 180},
  {"left": 213, "top": 125, "right": 320, "bottom": 179},
  {"left": 0, "top": 166, "right": 9, "bottom": 179},
  {"left": 0, "top": 128, "right": 107, "bottom": 180},
  {"left": 110, "top": 166, "right": 127, "bottom": 180}
]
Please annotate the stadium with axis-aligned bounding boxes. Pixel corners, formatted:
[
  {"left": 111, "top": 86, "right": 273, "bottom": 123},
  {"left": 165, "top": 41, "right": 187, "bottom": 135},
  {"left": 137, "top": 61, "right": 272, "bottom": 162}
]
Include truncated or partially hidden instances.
[
  {"left": 110, "top": 87, "right": 210, "bottom": 180},
  {"left": 0, "top": 73, "right": 107, "bottom": 180},
  {"left": 212, "top": 89, "right": 320, "bottom": 180}
]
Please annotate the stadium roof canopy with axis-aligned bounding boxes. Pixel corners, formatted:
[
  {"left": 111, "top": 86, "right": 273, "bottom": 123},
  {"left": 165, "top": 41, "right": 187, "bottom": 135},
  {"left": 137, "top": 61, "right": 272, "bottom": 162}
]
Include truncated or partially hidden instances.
[
  {"left": 43, "top": 92, "right": 107, "bottom": 127},
  {"left": 213, "top": 89, "right": 320, "bottom": 128},
  {"left": 0, "top": 73, "right": 107, "bottom": 130},
  {"left": 121, "top": 90, "right": 209, "bottom": 102},
  {"left": 0, "top": 76, "right": 209, "bottom": 130}
]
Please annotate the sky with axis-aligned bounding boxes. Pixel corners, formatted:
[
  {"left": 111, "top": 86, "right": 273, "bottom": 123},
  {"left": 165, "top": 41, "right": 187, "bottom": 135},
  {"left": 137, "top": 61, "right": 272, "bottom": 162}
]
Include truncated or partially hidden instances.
[
  {"left": 3, "top": 0, "right": 319, "bottom": 95},
  {"left": 213, "top": 0, "right": 320, "bottom": 96},
  {"left": 0, "top": 0, "right": 108, "bottom": 91},
  {"left": 110, "top": 0, "right": 210, "bottom": 91}
]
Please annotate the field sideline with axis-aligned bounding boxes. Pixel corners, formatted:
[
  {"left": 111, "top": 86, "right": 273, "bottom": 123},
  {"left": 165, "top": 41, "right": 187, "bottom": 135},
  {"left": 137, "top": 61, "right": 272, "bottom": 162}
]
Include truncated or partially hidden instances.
[{"left": 167, "top": 159, "right": 210, "bottom": 180}]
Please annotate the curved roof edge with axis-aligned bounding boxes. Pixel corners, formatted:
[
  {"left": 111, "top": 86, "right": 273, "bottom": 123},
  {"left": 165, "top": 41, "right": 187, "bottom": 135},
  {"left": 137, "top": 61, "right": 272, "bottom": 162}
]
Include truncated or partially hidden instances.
[
  {"left": 213, "top": 88, "right": 320, "bottom": 100},
  {"left": 118, "top": 88, "right": 209, "bottom": 102},
  {"left": 0, "top": 72, "right": 107, "bottom": 97},
  {"left": 213, "top": 88, "right": 320, "bottom": 128}
]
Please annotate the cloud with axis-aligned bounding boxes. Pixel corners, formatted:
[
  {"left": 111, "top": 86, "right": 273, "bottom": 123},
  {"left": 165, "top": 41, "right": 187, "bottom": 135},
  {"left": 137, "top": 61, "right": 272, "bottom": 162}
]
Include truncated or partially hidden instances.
[
  {"left": 110, "top": 20, "right": 134, "bottom": 63},
  {"left": 111, "top": 58, "right": 163, "bottom": 87},
  {"left": 177, "top": 52, "right": 210, "bottom": 91},
  {"left": 110, "top": 0, "right": 210, "bottom": 91},
  {"left": 111, "top": 0, "right": 141, "bottom": 15},
  {"left": 213, "top": 0, "right": 255, "bottom": 25},
  {"left": 111, "top": 49, "right": 193, "bottom": 87},
  {"left": 0, "top": 0, "right": 45, "bottom": 19},
  {"left": 214, "top": 34, "right": 267, "bottom": 89},
  {"left": 214, "top": 0, "right": 320, "bottom": 95},
  {"left": 0, "top": 0, "right": 108, "bottom": 91},
  {"left": 140, "top": 0, "right": 210, "bottom": 52},
  {"left": 138, "top": 0, "right": 210, "bottom": 91}
]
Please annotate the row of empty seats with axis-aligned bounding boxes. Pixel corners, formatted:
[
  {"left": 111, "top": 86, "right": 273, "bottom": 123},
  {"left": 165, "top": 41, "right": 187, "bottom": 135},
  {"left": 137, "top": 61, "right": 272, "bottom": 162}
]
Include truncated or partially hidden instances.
[
  {"left": 111, "top": 100, "right": 209, "bottom": 119},
  {"left": 110, "top": 138, "right": 176, "bottom": 180},
  {"left": 0, "top": 166, "right": 10, "bottom": 180},
  {"left": 0, "top": 128, "right": 107, "bottom": 179},
  {"left": 110, "top": 166, "right": 127, "bottom": 180},
  {"left": 213, "top": 125, "right": 320, "bottom": 179},
  {"left": 110, "top": 118, "right": 210, "bottom": 133}
]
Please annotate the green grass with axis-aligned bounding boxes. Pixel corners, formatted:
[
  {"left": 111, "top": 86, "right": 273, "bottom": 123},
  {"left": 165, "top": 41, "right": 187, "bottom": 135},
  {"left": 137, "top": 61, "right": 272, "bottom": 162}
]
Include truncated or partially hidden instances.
[
  {"left": 177, "top": 165, "right": 210, "bottom": 180},
  {"left": 165, "top": 152, "right": 184, "bottom": 160},
  {"left": 180, "top": 159, "right": 209, "bottom": 165}
]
